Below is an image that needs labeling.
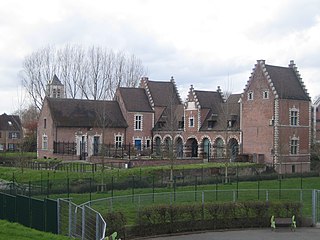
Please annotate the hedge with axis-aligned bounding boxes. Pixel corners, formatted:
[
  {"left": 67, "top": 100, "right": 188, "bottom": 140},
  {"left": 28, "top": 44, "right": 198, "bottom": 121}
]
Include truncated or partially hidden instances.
[{"left": 126, "top": 201, "right": 302, "bottom": 237}]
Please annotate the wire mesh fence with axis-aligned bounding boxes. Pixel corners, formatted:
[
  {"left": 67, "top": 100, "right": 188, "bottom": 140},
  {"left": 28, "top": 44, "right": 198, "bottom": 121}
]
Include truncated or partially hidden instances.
[
  {"left": 57, "top": 198, "right": 106, "bottom": 240},
  {"left": 82, "top": 189, "right": 315, "bottom": 225}
]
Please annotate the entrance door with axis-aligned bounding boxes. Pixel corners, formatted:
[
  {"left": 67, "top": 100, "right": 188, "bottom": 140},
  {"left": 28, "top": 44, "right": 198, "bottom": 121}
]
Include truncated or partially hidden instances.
[
  {"left": 80, "top": 136, "right": 87, "bottom": 160},
  {"left": 203, "top": 138, "right": 210, "bottom": 159},
  {"left": 135, "top": 139, "right": 142, "bottom": 151},
  {"left": 191, "top": 139, "right": 198, "bottom": 157}
]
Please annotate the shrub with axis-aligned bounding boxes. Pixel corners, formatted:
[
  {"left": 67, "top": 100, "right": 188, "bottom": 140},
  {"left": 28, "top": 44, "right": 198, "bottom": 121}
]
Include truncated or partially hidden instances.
[
  {"left": 131, "top": 201, "right": 302, "bottom": 237},
  {"left": 104, "top": 211, "right": 127, "bottom": 238}
]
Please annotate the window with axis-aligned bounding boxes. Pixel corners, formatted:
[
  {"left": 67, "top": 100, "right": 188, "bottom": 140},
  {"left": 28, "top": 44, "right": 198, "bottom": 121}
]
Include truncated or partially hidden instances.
[
  {"left": 247, "top": 91, "right": 253, "bottom": 100},
  {"left": 8, "top": 143, "right": 15, "bottom": 151},
  {"left": 178, "top": 121, "right": 184, "bottom": 129},
  {"left": 134, "top": 114, "right": 143, "bottom": 130},
  {"left": 208, "top": 120, "right": 214, "bottom": 129},
  {"left": 290, "top": 110, "right": 298, "bottom": 126},
  {"left": 263, "top": 90, "right": 269, "bottom": 99},
  {"left": 53, "top": 89, "right": 56, "bottom": 98},
  {"left": 44, "top": 118, "right": 47, "bottom": 129},
  {"left": 146, "top": 139, "right": 151, "bottom": 148},
  {"left": 42, "top": 135, "right": 48, "bottom": 150},
  {"left": 292, "top": 165, "right": 296, "bottom": 173},
  {"left": 115, "top": 135, "right": 122, "bottom": 148},
  {"left": 189, "top": 116, "right": 194, "bottom": 127},
  {"left": 9, "top": 132, "right": 20, "bottom": 139},
  {"left": 290, "top": 139, "right": 298, "bottom": 154},
  {"left": 57, "top": 89, "right": 61, "bottom": 98},
  {"left": 0, "top": 132, "right": 1, "bottom": 138}
]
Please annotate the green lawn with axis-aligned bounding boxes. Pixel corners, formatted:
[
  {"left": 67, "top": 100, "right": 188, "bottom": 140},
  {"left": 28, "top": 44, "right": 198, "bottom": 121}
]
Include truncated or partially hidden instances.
[
  {"left": 0, "top": 162, "right": 260, "bottom": 183},
  {"left": 0, "top": 220, "right": 74, "bottom": 240}
]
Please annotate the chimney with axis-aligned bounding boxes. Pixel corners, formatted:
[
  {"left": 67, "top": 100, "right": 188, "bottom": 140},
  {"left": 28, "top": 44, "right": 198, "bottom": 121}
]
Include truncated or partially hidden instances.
[{"left": 289, "top": 60, "right": 295, "bottom": 68}]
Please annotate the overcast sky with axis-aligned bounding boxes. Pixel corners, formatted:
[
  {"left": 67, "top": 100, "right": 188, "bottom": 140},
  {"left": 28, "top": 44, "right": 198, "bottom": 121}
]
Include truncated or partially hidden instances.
[{"left": 1, "top": 0, "right": 320, "bottom": 114}]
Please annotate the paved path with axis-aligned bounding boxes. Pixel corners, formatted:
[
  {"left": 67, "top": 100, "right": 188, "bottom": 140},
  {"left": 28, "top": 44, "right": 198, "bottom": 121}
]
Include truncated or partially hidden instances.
[{"left": 145, "top": 228, "right": 320, "bottom": 240}]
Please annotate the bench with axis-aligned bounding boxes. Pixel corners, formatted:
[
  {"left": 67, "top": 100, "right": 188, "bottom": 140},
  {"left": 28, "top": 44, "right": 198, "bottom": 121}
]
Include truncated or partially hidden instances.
[{"left": 270, "top": 215, "right": 296, "bottom": 231}]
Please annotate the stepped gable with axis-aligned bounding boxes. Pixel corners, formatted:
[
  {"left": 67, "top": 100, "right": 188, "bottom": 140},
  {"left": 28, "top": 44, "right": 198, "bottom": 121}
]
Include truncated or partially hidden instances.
[
  {"left": 243, "top": 60, "right": 310, "bottom": 101},
  {"left": 46, "top": 98, "right": 128, "bottom": 128},
  {"left": 118, "top": 87, "right": 153, "bottom": 112},
  {"left": 144, "top": 77, "right": 182, "bottom": 107}
]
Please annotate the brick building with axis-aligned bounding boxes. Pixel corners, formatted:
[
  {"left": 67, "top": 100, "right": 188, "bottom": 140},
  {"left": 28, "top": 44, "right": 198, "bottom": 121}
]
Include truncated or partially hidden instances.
[
  {"left": 241, "top": 60, "right": 311, "bottom": 173},
  {"left": 0, "top": 113, "right": 23, "bottom": 151},
  {"left": 37, "top": 98, "right": 127, "bottom": 160},
  {"left": 313, "top": 97, "right": 320, "bottom": 144},
  {"left": 37, "top": 60, "right": 312, "bottom": 172}
]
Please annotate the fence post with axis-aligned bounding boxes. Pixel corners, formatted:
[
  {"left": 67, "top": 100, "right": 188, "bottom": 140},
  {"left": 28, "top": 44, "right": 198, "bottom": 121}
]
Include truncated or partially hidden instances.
[
  {"left": 312, "top": 189, "right": 317, "bottom": 226},
  {"left": 57, "top": 199, "right": 60, "bottom": 234},
  {"left": 152, "top": 175, "right": 155, "bottom": 203},
  {"left": 89, "top": 178, "right": 92, "bottom": 204},
  {"left": 41, "top": 172, "right": 43, "bottom": 195},
  {"left": 95, "top": 213, "right": 99, "bottom": 240},
  {"left": 47, "top": 172, "right": 50, "bottom": 198},
  {"left": 111, "top": 176, "right": 114, "bottom": 198},
  {"left": 215, "top": 176, "right": 218, "bottom": 201},
  {"left": 173, "top": 177, "right": 176, "bottom": 202},
  {"left": 67, "top": 177, "right": 70, "bottom": 199},
  {"left": 132, "top": 176, "right": 135, "bottom": 203},
  {"left": 129, "top": 143, "right": 131, "bottom": 159},
  {"left": 257, "top": 179, "right": 260, "bottom": 200},
  {"left": 202, "top": 191, "right": 205, "bottom": 220},
  {"left": 68, "top": 200, "right": 72, "bottom": 237},
  {"left": 194, "top": 176, "right": 198, "bottom": 202},
  {"left": 278, "top": 177, "right": 282, "bottom": 199},
  {"left": 82, "top": 206, "right": 86, "bottom": 240}
]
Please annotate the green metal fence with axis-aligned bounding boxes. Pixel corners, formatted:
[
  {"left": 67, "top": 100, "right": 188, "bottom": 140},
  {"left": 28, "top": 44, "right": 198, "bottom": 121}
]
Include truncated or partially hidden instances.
[{"left": 0, "top": 192, "right": 58, "bottom": 234}]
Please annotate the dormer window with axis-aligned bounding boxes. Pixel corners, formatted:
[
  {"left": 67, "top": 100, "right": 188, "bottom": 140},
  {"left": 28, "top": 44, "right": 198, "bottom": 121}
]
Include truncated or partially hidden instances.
[
  {"left": 248, "top": 91, "right": 253, "bottom": 100},
  {"left": 8, "top": 121, "right": 12, "bottom": 126},
  {"left": 178, "top": 117, "right": 184, "bottom": 129},
  {"left": 208, "top": 120, "right": 215, "bottom": 129}
]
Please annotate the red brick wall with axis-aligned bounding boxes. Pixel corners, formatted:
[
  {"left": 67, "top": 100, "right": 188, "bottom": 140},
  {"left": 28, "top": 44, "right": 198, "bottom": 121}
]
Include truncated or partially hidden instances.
[
  {"left": 242, "top": 63, "right": 311, "bottom": 172},
  {"left": 242, "top": 64, "right": 275, "bottom": 165},
  {"left": 316, "top": 105, "right": 320, "bottom": 142},
  {"left": 37, "top": 99, "right": 55, "bottom": 158}
]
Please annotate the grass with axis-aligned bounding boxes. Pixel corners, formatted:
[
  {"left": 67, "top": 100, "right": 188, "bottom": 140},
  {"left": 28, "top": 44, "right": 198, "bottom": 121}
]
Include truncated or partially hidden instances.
[
  {"left": 40, "top": 176, "right": 320, "bottom": 224},
  {"left": 0, "top": 220, "right": 74, "bottom": 240},
  {"left": 0, "top": 162, "right": 260, "bottom": 183}
]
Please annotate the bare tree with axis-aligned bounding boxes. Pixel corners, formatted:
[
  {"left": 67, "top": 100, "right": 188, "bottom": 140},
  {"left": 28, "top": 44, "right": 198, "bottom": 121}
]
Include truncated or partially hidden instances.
[
  {"left": 21, "top": 44, "right": 147, "bottom": 110},
  {"left": 57, "top": 44, "right": 86, "bottom": 99}
]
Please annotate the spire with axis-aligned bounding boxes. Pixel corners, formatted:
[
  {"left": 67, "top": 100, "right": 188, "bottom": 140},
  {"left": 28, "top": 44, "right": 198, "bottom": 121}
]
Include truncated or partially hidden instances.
[{"left": 46, "top": 74, "right": 65, "bottom": 98}]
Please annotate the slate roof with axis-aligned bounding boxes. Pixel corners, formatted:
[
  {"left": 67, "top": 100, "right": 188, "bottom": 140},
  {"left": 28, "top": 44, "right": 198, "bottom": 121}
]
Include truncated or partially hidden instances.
[
  {"left": 118, "top": 88, "right": 153, "bottom": 112},
  {"left": 147, "top": 81, "right": 182, "bottom": 106},
  {"left": 194, "top": 90, "right": 224, "bottom": 113},
  {"left": 0, "top": 114, "right": 22, "bottom": 131},
  {"left": 51, "top": 74, "right": 63, "bottom": 85},
  {"left": 265, "top": 64, "right": 309, "bottom": 101},
  {"left": 46, "top": 98, "right": 127, "bottom": 128},
  {"left": 193, "top": 91, "right": 240, "bottom": 131}
]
